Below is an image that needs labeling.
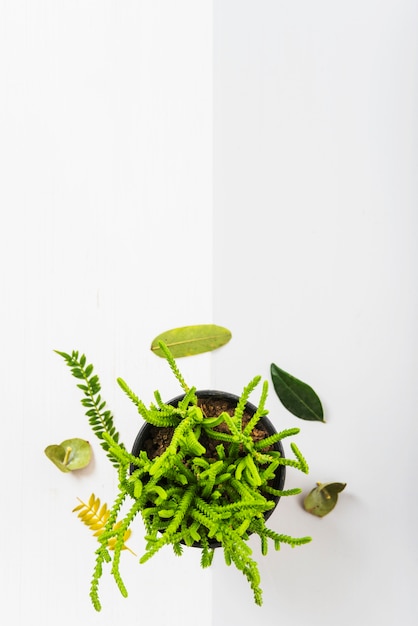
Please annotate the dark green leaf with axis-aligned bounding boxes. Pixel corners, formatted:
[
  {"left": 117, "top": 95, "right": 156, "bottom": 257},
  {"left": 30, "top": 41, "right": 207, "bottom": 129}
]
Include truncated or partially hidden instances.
[
  {"left": 303, "top": 482, "right": 346, "bottom": 517},
  {"left": 85, "top": 364, "right": 94, "bottom": 377},
  {"left": 270, "top": 363, "right": 324, "bottom": 422},
  {"left": 151, "top": 324, "right": 232, "bottom": 358}
]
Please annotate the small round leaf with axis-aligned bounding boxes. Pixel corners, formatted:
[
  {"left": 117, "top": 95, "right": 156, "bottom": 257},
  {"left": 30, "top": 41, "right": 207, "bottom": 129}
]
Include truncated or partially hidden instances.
[
  {"left": 44, "top": 444, "right": 70, "bottom": 472},
  {"left": 61, "top": 438, "right": 92, "bottom": 470},
  {"left": 304, "top": 482, "right": 347, "bottom": 517},
  {"left": 44, "top": 438, "right": 92, "bottom": 472}
]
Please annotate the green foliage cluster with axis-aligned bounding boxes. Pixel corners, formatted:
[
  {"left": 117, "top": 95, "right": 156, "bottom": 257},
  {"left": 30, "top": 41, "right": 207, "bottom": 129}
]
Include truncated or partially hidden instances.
[{"left": 57, "top": 343, "right": 311, "bottom": 611}]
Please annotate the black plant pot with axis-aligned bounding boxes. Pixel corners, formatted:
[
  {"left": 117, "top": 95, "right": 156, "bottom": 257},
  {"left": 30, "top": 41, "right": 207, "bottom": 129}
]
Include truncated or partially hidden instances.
[{"left": 131, "top": 389, "right": 286, "bottom": 546}]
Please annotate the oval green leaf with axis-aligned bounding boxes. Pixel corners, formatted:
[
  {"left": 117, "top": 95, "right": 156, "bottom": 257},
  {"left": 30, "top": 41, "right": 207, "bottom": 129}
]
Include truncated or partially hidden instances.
[
  {"left": 44, "top": 438, "right": 92, "bottom": 472},
  {"left": 303, "top": 482, "right": 346, "bottom": 517},
  {"left": 151, "top": 324, "right": 232, "bottom": 358},
  {"left": 270, "top": 363, "right": 324, "bottom": 422}
]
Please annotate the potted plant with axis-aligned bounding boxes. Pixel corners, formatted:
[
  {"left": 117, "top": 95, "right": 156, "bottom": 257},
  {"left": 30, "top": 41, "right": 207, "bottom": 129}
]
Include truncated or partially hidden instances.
[{"left": 56, "top": 341, "right": 311, "bottom": 611}]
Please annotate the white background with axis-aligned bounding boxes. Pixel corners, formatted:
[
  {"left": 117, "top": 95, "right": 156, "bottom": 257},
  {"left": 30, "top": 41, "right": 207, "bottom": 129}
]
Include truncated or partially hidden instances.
[
  {"left": 1, "top": 2, "right": 417, "bottom": 625},
  {"left": 212, "top": 3, "right": 418, "bottom": 625}
]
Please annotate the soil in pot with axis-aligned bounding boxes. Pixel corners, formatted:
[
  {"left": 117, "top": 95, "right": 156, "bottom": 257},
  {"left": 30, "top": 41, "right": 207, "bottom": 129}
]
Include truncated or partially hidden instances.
[{"left": 131, "top": 390, "right": 286, "bottom": 520}]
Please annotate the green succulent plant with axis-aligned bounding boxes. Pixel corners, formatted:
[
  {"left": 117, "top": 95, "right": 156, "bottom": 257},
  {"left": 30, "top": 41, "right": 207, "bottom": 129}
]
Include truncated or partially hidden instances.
[{"left": 56, "top": 342, "right": 311, "bottom": 611}]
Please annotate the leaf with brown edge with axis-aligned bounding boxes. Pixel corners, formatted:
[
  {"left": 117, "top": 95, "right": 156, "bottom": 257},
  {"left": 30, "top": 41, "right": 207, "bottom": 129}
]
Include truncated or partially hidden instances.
[
  {"left": 151, "top": 324, "right": 232, "bottom": 358},
  {"left": 303, "top": 482, "right": 347, "bottom": 517}
]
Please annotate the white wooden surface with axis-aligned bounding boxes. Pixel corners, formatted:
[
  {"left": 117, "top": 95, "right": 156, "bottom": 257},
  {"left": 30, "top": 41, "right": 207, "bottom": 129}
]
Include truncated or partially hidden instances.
[
  {"left": 0, "top": 2, "right": 213, "bottom": 625},
  {"left": 1, "top": 2, "right": 417, "bottom": 625},
  {"left": 213, "top": 2, "right": 418, "bottom": 625}
]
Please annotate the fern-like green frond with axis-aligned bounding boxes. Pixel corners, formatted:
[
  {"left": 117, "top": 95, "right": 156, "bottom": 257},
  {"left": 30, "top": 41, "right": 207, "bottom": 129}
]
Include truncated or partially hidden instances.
[
  {"left": 249, "top": 518, "right": 312, "bottom": 554},
  {"left": 90, "top": 546, "right": 109, "bottom": 611},
  {"left": 200, "top": 535, "right": 215, "bottom": 568},
  {"left": 201, "top": 428, "right": 236, "bottom": 444},
  {"left": 220, "top": 529, "right": 263, "bottom": 606},
  {"left": 263, "top": 485, "right": 302, "bottom": 497},
  {"left": 116, "top": 377, "right": 150, "bottom": 419},
  {"left": 290, "top": 442, "right": 309, "bottom": 474},
  {"left": 140, "top": 484, "right": 198, "bottom": 564},
  {"left": 56, "top": 350, "right": 123, "bottom": 468},
  {"left": 158, "top": 341, "right": 190, "bottom": 393},
  {"left": 253, "top": 427, "right": 300, "bottom": 450},
  {"left": 234, "top": 375, "right": 261, "bottom": 430},
  {"left": 242, "top": 379, "right": 269, "bottom": 435},
  {"left": 110, "top": 499, "right": 142, "bottom": 591}
]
